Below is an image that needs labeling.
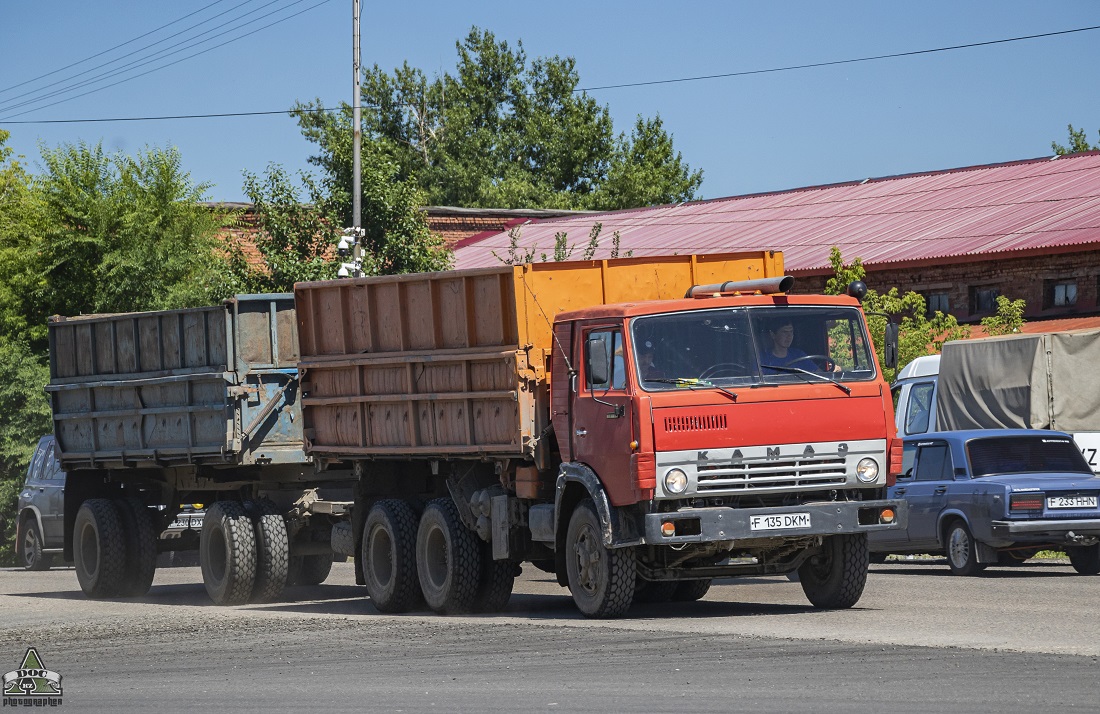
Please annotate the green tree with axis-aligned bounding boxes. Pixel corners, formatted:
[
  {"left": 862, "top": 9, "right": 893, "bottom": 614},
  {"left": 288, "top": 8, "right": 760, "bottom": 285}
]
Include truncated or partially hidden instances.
[
  {"left": 1052, "top": 124, "right": 1099, "bottom": 155},
  {"left": 980, "top": 294, "right": 1026, "bottom": 336},
  {"left": 293, "top": 27, "right": 702, "bottom": 211}
]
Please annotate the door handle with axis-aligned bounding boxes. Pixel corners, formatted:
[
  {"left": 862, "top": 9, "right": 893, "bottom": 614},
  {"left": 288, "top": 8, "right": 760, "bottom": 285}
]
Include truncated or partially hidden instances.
[
  {"left": 575, "top": 428, "right": 588, "bottom": 437},
  {"left": 934, "top": 487, "right": 947, "bottom": 494},
  {"left": 893, "top": 488, "right": 906, "bottom": 496}
]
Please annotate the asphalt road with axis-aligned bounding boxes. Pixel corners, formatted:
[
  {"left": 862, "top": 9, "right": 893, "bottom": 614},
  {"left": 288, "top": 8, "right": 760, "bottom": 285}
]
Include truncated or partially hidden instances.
[{"left": 2, "top": 558, "right": 1098, "bottom": 713}]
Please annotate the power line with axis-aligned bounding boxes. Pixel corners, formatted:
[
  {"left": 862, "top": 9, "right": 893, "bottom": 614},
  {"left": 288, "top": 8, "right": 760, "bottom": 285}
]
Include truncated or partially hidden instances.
[
  {"left": 0, "top": 0, "right": 231, "bottom": 96},
  {"left": 575, "top": 25, "right": 1100, "bottom": 93},
  {"left": 0, "top": 0, "right": 335, "bottom": 121},
  {"left": 0, "top": 0, "right": 314, "bottom": 117},
  {"left": 3, "top": 22, "right": 1098, "bottom": 125}
]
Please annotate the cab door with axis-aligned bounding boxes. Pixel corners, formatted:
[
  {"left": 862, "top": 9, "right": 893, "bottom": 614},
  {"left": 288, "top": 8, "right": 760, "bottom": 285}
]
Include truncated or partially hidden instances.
[{"left": 571, "top": 326, "right": 636, "bottom": 505}]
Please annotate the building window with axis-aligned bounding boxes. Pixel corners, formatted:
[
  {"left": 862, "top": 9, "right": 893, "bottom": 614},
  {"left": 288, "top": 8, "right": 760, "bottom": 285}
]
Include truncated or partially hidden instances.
[
  {"left": 1043, "top": 279, "right": 1078, "bottom": 309},
  {"left": 924, "top": 291, "right": 950, "bottom": 317},
  {"left": 969, "top": 285, "right": 1000, "bottom": 315}
]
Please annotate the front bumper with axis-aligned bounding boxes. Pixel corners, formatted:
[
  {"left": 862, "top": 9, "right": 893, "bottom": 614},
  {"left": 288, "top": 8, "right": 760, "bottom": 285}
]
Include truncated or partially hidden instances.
[
  {"left": 990, "top": 519, "right": 1100, "bottom": 541},
  {"left": 643, "top": 499, "right": 908, "bottom": 545}
]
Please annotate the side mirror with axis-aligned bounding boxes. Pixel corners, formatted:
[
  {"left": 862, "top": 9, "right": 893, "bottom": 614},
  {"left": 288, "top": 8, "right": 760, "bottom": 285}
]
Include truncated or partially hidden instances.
[
  {"left": 585, "top": 338, "right": 609, "bottom": 387},
  {"left": 883, "top": 322, "right": 899, "bottom": 370}
]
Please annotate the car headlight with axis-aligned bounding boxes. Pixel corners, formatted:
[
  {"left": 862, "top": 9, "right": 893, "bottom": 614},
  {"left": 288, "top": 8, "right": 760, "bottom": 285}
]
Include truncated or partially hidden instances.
[
  {"left": 856, "top": 458, "right": 879, "bottom": 483},
  {"left": 664, "top": 468, "right": 689, "bottom": 494}
]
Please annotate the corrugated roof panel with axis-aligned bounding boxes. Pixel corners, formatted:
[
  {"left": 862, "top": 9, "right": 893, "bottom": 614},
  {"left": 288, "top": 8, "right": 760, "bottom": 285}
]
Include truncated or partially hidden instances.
[{"left": 454, "top": 152, "right": 1100, "bottom": 271}]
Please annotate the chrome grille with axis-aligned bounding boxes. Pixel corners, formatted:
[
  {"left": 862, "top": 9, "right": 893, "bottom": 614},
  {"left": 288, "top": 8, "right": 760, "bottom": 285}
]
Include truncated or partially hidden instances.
[{"left": 697, "top": 456, "right": 847, "bottom": 492}]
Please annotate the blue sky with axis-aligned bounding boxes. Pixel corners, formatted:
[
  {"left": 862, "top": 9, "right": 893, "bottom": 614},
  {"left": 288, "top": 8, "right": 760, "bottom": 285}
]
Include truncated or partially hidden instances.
[{"left": 2, "top": 1, "right": 1099, "bottom": 203}]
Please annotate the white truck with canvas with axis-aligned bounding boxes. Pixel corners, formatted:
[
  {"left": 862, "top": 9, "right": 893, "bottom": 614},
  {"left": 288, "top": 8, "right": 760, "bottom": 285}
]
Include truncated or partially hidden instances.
[{"left": 892, "top": 329, "right": 1100, "bottom": 472}]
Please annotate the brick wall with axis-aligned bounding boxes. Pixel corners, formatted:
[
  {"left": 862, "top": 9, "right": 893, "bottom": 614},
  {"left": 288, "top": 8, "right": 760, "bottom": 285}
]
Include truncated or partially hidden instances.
[{"left": 792, "top": 249, "right": 1100, "bottom": 322}]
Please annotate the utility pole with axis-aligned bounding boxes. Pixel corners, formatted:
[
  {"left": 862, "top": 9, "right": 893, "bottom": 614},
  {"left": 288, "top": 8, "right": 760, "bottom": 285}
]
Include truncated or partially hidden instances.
[{"left": 340, "top": 0, "right": 365, "bottom": 277}]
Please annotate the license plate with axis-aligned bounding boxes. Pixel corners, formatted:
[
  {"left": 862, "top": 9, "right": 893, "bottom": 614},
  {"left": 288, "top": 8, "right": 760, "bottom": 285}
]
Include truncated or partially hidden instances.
[
  {"left": 1047, "top": 495, "right": 1097, "bottom": 509},
  {"left": 750, "top": 512, "right": 811, "bottom": 531},
  {"left": 169, "top": 516, "right": 203, "bottom": 530}
]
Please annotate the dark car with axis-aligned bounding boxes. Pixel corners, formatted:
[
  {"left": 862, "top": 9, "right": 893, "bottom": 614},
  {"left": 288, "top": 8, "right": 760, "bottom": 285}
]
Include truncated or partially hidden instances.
[
  {"left": 16, "top": 435, "right": 204, "bottom": 570},
  {"left": 869, "top": 429, "right": 1100, "bottom": 575},
  {"left": 15, "top": 436, "right": 66, "bottom": 570}
]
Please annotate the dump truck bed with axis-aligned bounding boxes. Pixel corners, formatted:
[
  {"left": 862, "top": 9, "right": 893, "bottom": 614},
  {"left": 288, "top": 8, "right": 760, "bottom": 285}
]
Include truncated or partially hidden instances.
[
  {"left": 294, "top": 252, "right": 783, "bottom": 459},
  {"left": 48, "top": 294, "right": 306, "bottom": 468}
]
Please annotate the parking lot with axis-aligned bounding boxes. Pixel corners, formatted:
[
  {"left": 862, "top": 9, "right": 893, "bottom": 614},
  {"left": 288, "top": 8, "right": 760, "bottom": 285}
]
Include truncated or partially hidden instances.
[{"left": 2, "top": 557, "right": 1098, "bottom": 712}]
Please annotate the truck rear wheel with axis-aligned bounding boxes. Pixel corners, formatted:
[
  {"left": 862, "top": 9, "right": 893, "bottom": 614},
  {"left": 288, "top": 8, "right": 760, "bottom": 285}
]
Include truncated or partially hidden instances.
[
  {"left": 475, "top": 543, "right": 518, "bottom": 613},
  {"left": 634, "top": 578, "right": 678, "bottom": 604},
  {"left": 200, "top": 501, "right": 257, "bottom": 605},
  {"left": 565, "top": 498, "right": 636, "bottom": 618},
  {"left": 247, "top": 499, "right": 289, "bottom": 602},
  {"left": 415, "top": 497, "right": 481, "bottom": 615},
  {"left": 363, "top": 499, "right": 422, "bottom": 613},
  {"left": 798, "top": 533, "right": 869, "bottom": 609},
  {"left": 671, "top": 579, "right": 712, "bottom": 602},
  {"left": 1067, "top": 544, "right": 1100, "bottom": 575},
  {"left": 116, "top": 499, "right": 158, "bottom": 598},
  {"left": 73, "top": 499, "right": 127, "bottom": 599}
]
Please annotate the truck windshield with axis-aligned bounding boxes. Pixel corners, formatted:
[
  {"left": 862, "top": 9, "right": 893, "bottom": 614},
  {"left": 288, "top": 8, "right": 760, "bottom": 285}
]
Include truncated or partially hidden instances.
[
  {"left": 630, "top": 306, "right": 876, "bottom": 391},
  {"left": 967, "top": 436, "right": 1092, "bottom": 476}
]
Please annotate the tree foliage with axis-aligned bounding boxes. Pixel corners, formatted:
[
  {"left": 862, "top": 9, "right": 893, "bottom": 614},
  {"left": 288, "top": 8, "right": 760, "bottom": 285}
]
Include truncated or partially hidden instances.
[
  {"left": 293, "top": 27, "right": 703, "bottom": 211},
  {"left": 1052, "top": 124, "right": 1099, "bottom": 155}
]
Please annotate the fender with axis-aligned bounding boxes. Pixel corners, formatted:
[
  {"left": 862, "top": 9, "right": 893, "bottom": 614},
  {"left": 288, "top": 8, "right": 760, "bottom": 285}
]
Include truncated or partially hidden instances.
[
  {"left": 16, "top": 506, "right": 46, "bottom": 554},
  {"left": 555, "top": 462, "right": 644, "bottom": 549}
]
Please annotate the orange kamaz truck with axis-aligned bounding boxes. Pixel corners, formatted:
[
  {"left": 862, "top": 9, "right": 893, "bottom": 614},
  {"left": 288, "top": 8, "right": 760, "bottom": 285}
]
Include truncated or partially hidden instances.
[{"left": 294, "top": 251, "right": 906, "bottom": 617}]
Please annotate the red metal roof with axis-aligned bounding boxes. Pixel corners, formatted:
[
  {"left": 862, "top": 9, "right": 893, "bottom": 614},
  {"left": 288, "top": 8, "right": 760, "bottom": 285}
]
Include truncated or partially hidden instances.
[{"left": 452, "top": 152, "right": 1100, "bottom": 272}]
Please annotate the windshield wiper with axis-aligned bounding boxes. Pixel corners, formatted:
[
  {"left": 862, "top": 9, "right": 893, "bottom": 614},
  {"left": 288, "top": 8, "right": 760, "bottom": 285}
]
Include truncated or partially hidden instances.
[
  {"left": 760, "top": 365, "right": 851, "bottom": 395},
  {"left": 644, "top": 377, "right": 738, "bottom": 401}
]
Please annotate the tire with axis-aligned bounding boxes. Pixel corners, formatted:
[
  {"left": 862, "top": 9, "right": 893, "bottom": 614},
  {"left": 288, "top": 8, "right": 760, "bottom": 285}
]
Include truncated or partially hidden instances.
[
  {"left": 798, "top": 534, "right": 869, "bottom": 609},
  {"left": 20, "top": 518, "right": 49, "bottom": 571},
  {"left": 671, "top": 579, "right": 712, "bottom": 602},
  {"left": 73, "top": 499, "right": 128, "bottom": 598},
  {"left": 247, "top": 499, "right": 289, "bottom": 603},
  {"left": 115, "top": 499, "right": 158, "bottom": 598},
  {"left": 475, "top": 543, "right": 518, "bottom": 614},
  {"left": 415, "top": 497, "right": 482, "bottom": 615},
  {"left": 634, "top": 579, "right": 678, "bottom": 604},
  {"left": 944, "top": 520, "right": 985, "bottom": 577},
  {"left": 362, "top": 499, "right": 422, "bottom": 613},
  {"left": 869, "top": 552, "right": 888, "bottom": 565},
  {"left": 565, "top": 498, "right": 636, "bottom": 618},
  {"left": 1067, "top": 544, "right": 1100, "bottom": 575},
  {"left": 200, "top": 501, "right": 257, "bottom": 605}
]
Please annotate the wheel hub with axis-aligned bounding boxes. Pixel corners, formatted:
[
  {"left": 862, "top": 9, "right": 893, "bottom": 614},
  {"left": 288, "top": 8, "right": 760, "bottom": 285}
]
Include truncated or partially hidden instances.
[{"left": 573, "top": 524, "right": 602, "bottom": 594}]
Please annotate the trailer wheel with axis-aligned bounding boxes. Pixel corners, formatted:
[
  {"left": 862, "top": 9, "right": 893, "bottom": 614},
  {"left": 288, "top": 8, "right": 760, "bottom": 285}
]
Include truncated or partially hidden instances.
[
  {"left": 20, "top": 517, "right": 49, "bottom": 571},
  {"left": 200, "top": 501, "right": 257, "bottom": 605},
  {"left": 73, "top": 499, "right": 127, "bottom": 598},
  {"left": 247, "top": 499, "right": 289, "bottom": 602},
  {"left": 363, "top": 499, "right": 422, "bottom": 613},
  {"left": 415, "top": 497, "right": 481, "bottom": 615},
  {"left": 475, "top": 543, "right": 518, "bottom": 613},
  {"left": 565, "top": 498, "right": 636, "bottom": 618},
  {"left": 798, "top": 533, "right": 869, "bottom": 609},
  {"left": 1067, "top": 544, "right": 1100, "bottom": 575},
  {"left": 115, "top": 499, "right": 158, "bottom": 598},
  {"left": 634, "top": 578, "right": 678, "bottom": 604},
  {"left": 670, "top": 579, "right": 712, "bottom": 602}
]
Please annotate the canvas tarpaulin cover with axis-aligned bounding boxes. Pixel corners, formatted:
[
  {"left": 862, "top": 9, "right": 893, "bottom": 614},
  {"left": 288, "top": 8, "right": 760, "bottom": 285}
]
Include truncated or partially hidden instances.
[{"left": 936, "top": 329, "right": 1100, "bottom": 432}]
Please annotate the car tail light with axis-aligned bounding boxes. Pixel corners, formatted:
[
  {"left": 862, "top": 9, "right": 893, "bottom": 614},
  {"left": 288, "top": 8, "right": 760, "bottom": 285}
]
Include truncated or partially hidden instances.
[
  {"left": 1010, "top": 493, "right": 1044, "bottom": 511},
  {"left": 887, "top": 439, "right": 904, "bottom": 487}
]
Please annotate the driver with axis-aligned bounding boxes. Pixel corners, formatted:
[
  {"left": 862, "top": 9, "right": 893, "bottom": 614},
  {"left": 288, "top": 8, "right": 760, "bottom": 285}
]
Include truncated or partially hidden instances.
[{"left": 759, "top": 320, "right": 808, "bottom": 372}]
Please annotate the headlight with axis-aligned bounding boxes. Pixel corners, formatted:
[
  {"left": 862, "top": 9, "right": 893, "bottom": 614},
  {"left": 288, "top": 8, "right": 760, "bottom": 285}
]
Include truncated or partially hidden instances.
[
  {"left": 856, "top": 458, "right": 879, "bottom": 483},
  {"left": 664, "top": 468, "right": 689, "bottom": 494}
]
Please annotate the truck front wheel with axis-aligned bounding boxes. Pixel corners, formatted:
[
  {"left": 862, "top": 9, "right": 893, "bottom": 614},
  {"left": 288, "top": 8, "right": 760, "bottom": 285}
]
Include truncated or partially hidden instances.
[
  {"left": 363, "top": 499, "right": 422, "bottom": 613},
  {"left": 200, "top": 501, "right": 257, "bottom": 605},
  {"left": 416, "top": 497, "right": 481, "bottom": 615},
  {"left": 565, "top": 498, "right": 636, "bottom": 618},
  {"left": 798, "top": 533, "right": 869, "bottom": 609},
  {"left": 73, "top": 499, "right": 127, "bottom": 598}
]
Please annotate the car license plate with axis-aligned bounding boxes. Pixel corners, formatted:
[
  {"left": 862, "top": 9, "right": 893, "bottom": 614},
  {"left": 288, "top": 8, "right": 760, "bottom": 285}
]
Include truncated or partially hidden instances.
[
  {"left": 750, "top": 512, "right": 811, "bottom": 531},
  {"left": 1047, "top": 495, "right": 1098, "bottom": 509}
]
